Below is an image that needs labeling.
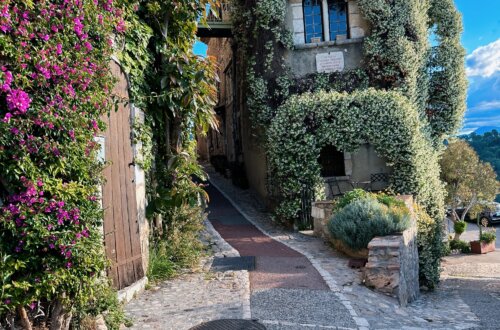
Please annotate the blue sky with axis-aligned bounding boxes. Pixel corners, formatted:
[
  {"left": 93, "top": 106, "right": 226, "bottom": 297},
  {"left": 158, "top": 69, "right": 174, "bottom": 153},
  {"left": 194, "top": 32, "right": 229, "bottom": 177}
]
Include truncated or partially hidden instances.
[
  {"left": 455, "top": 0, "right": 500, "bottom": 133},
  {"left": 195, "top": 2, "right": 500, "bottom": 133}
]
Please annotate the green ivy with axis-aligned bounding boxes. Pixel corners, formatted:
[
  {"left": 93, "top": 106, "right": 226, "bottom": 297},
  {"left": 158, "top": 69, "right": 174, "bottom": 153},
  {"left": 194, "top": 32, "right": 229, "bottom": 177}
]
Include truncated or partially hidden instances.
[{"left": 268, "top": 89, "right": 445, "bottom": 223}]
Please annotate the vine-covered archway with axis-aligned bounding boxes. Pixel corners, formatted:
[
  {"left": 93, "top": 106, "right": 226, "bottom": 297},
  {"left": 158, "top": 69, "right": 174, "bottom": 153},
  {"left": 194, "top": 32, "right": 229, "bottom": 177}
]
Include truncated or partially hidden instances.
[{"left": 268, "top": 89, "right": 444, "bottom": 222}]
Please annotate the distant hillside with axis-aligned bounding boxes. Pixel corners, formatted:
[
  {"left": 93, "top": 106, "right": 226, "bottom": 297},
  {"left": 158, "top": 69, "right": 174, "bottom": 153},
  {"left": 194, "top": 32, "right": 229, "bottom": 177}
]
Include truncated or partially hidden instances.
[
  {"left": 462, "top": 131, "right": 500, "bottom": 203},
  {"left": 473, "top": 126, "right": 500, "bottom": 135}
]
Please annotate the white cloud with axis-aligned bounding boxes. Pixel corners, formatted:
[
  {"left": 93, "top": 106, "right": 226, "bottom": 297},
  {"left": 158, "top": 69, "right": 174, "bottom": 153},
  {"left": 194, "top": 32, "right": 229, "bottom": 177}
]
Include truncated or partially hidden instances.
[
  {"left": 469, "top": 100, "right": 500, "bottom": 112},
  {"left": 463, "top": 114, "right": 500, "bottom": 128},
  {"left": 466, "top": 39, "right": 500, "bottom": 77}
]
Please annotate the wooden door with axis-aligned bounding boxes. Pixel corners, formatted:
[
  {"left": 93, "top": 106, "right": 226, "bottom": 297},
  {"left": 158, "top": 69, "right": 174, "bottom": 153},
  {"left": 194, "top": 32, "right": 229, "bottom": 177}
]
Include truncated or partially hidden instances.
[{"left": 101, "top": 61, "right": 144, "bottom": 289}]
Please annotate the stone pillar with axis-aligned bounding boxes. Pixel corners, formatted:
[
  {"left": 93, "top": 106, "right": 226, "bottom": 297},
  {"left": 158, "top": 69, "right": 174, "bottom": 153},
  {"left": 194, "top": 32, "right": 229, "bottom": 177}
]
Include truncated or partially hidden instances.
[
  {"left": 290, "top": 0, "right": 305, "bottom": 45},
  {"left": 347, "top": 0, "right": 370, "bottom": 38},
  {"left": 131, "top": 106, "right": 150, "bottom": 275},
  {"left": 363, "top": 195, "right": 419, "bottom": 306},
  {"left": 311, "top": 201, "right": 336, "bottom": 239}
]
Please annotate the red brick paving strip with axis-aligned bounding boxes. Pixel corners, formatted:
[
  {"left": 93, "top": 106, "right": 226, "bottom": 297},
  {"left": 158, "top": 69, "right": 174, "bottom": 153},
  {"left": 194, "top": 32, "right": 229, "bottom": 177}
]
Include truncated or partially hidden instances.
[{"left": 208, "top": 185, "right": 329, "bottom": 291}]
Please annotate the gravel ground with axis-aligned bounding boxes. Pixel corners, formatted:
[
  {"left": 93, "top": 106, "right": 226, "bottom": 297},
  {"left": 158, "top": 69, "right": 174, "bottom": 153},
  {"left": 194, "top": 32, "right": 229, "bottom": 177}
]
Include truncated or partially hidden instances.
[{"left": 251, "top": 288, "right": 357, "bottom": 329}]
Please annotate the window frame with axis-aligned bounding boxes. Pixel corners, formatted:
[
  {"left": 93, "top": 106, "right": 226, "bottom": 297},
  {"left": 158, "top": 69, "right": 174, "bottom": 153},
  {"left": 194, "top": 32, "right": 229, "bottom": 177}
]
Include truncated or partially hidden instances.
[
  {"left": 327, "top": 0, "right": 349, "bottom": 41},
  {"left": 303, "top": 0, "right": 325, "bottom": 44}
]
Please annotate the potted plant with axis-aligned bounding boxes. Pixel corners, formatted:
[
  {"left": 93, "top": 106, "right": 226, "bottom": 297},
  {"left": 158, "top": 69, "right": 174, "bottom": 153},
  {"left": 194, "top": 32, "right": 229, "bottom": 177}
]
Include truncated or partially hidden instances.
[{"left": 470, "top": 216, "right": 496, "bottom": 254}]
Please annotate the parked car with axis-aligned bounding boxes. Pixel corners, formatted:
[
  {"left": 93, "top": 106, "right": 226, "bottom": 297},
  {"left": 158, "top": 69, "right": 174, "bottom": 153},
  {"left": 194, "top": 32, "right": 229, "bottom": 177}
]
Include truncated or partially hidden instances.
[
  {"left": 478, "top": 203, "right": 500, "bottom": 226},
  {"left": 446, "top": 203, "right": 500, "bottom": 226}
]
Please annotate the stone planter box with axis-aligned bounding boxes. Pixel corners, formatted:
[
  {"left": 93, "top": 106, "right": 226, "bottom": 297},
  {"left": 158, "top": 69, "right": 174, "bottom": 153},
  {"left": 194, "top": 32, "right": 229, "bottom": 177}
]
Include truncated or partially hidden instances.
[
  {"left": 470, "top": 240, "right": 495, "bottom": 254},
  {"left": 311, "top": 195, "right": 419, "bottom": 306},
  {"left": 331, "top": 238, "right": 368, "bottom": 259}
]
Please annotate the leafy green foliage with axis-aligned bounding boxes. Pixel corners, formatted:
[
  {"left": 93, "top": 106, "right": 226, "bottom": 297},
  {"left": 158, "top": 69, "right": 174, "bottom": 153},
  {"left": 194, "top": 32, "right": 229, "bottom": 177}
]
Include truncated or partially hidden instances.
[
  {"left": 333, "top": 189, "right": 406, "bottom": 212},
  {"left": 72, "top": 280, "right": 131, "bottom": 330},
  {"left": 0, "top": 0, "right": 127, "bottom": 324},
  {"left": 147, "top": 241, "right": 176, "bottom": 283},
  {"left": 453, "top": 221, "right": 467, "bottom": 235},
  {"left": 449, "top": 240, "right": 471, "bottom": 253},
  {"left": 440, "top": 139, "right": 499, "bottom": 227},
  {"left": 268, "top": 89, "right": 445, "bottom": 224},
  {"left": 463, "top": 130, "right": 500, "bottom": 180},
  {"left": 480, "top": 231, "right": 496, "bottom": 244},
  {"left": 414, "top": 204, "right": 443, "bottom": 289},
  {"left": 328, "top": 197, "right": 411, "bottom": 251},
  {"left": 333, "top": 189, "right": 370, "bottom": 211},
  {"left": 119, "top": 1, "right": 218, "bottom": 283}
]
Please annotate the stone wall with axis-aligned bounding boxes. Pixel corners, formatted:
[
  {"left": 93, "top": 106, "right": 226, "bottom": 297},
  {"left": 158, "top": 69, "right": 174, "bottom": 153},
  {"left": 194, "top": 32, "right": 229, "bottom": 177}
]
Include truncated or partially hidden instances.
[
  {"left": 285, "top": 0, "right": 367, "bottom": 77},
  {"left": 311, "top": 195, "right": 420, "bottom": 306},
  {"left": 364, "top": 196, "right": 419, "bottom": 306}
]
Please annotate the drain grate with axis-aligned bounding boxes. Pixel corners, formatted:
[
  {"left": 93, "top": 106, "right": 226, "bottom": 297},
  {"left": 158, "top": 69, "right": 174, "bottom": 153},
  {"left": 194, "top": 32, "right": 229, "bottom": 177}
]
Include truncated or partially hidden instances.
[
  {"left": 190, "top": 319, "right": 266, "bottom": 330},
  {"left": 210, "top": 256, "right": 255, "bottom": 272}
]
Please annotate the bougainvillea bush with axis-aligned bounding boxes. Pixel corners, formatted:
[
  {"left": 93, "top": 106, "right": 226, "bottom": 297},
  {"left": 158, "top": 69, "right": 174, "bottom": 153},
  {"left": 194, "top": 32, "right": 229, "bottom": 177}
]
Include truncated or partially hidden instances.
[{"left": 0, "top": 0, "right": 126, "bottom": 327}]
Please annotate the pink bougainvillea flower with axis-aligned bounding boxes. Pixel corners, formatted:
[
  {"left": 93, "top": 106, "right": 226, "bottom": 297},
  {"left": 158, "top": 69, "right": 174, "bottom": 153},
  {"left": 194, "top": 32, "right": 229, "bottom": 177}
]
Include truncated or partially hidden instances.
[
  {"left": 116, "top": 19, "right": 126, "bottom": 33},
  {"left": 84, "top": 41, "right": 93, "bottom": 52},
  {"left": 6, "top": 89, "right": 32, "bottom": 113},
  {"left": 2, "top": 113, "right": 12, "bottom": 123}
]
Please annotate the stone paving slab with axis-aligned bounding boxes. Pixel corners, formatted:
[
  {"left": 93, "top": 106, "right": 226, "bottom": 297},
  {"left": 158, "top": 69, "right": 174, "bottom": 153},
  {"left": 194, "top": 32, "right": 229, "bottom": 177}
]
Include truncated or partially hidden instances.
[{"left": 442, "top": 252, "right": 500, "bottom": 279}]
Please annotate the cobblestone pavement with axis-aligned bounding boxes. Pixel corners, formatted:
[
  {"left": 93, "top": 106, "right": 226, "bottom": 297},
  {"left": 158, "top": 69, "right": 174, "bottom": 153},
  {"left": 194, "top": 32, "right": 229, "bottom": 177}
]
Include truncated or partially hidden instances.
[
  {"left": 205, "top": 181, "right": 358, "bottom": 329},
  {"left": 125, "top": 165, "right": 500, "bottom": 330},
  {"left": 205, "top": 166, "right": 483, "bottom": 330},
  {"left": 124, "top": 220, "right": 250, "bottom": 330}
]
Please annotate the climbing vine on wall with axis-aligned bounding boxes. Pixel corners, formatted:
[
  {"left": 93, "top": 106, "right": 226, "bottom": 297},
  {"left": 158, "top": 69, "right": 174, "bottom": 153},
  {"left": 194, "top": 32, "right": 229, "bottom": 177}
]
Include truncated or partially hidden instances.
[
  {"left": 232, "top": 0, "right": 292, "bottom": 127},
  {"left": 268, "top": 89, "right": 445, "bottom": 223},
  {"left": 116, "top": 1, "right": 220, "bottom": 278}
]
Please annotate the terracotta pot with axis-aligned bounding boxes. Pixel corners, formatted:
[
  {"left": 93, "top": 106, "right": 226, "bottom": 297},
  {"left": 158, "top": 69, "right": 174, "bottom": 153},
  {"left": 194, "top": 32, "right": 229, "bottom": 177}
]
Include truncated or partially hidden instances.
[
  {"left": 331, "top": 238, "right": 369, "bottom": 258},
  {"left": 470, "top": 240, "right": 496, "bottom": 254}
]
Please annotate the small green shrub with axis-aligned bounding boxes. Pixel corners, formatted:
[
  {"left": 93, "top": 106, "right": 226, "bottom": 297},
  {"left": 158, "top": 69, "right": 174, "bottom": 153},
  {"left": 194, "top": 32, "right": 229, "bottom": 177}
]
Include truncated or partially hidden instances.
[
  {"left": 328, "top": 197, "right": 411, "bottom": 251},
  {"left": 454, "top": 221, "right": 467, "bottom": 235},
  {"left": 480, "top": 231, "right": 496, "bottom": 244},
  {"left": 333, "top": 189, "right": 370, "bottom": 211},
  {"left": 449, "top": 240, "right": 471, "bottom": 253},
  {"left": 147, "top": 204, "right": 206, "bottom": 283},
  {"left": 147, "top": 241, "right": 177, "bottom": 283},
  {"left": 376, "top": 194, "right": 406, "bottom": 209}
]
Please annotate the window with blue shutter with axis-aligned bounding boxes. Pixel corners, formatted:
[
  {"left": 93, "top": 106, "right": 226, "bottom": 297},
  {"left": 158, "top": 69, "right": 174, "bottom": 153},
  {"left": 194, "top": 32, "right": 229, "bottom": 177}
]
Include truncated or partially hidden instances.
[
  {"left": 303, "top": 0, "right": 324, "bottom": 43},
  {"left": 328, "top": 0, "right": 347, "bottom": 40}
]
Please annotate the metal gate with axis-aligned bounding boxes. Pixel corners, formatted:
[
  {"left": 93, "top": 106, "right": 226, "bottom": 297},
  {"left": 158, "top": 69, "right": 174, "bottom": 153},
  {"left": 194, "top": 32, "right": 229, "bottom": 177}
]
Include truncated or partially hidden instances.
[{"left": 298, "top": 185, "right": 315, "bottom": 230}]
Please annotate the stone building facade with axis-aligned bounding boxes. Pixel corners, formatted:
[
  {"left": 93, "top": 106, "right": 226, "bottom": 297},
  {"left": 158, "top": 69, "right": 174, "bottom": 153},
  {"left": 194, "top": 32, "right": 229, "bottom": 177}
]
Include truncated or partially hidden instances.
[{"left": 199, "top": 0, "right": 391, "bottom": 203}]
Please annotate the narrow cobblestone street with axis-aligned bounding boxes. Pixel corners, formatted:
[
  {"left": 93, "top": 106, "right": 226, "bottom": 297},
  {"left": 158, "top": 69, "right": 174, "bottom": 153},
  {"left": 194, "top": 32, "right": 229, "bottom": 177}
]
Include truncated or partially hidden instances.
[{"left": 123, "top": 166, "right": 500, "bottom": 329}]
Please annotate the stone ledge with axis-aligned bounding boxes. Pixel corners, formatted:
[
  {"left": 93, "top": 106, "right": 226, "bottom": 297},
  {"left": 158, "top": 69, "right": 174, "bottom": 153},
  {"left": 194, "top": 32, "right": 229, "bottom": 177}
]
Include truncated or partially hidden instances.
[
  {"left": 118, "top": 276, "right": 148, "bottom": 303},
  {"left": 293, "top": 37, "right": 364, "bottom": 50}
]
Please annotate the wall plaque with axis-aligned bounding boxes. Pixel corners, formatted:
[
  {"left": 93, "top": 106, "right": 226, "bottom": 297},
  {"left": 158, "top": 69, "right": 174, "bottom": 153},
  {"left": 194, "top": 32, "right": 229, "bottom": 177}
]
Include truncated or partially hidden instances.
[{"left": 316, "top": 52, "right": 345, "bottom": 73}]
